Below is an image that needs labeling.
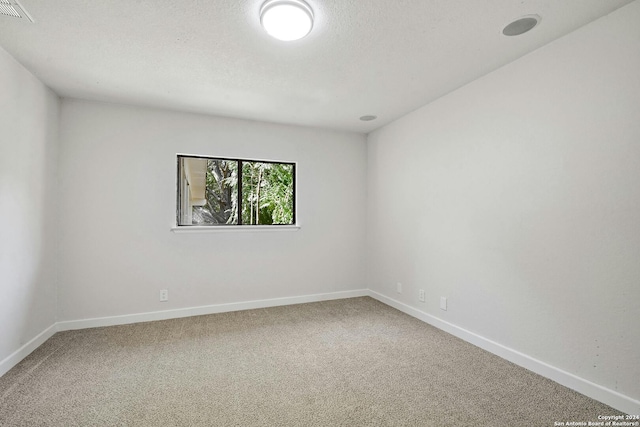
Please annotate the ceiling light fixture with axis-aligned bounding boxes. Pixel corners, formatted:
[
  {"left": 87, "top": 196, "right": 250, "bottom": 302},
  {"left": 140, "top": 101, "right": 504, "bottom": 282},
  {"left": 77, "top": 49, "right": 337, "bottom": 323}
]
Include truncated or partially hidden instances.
[
  {"left": 260, "top": 0, "right": 314, "bottom": 41},
  {"left": 359, "top": 115, "right": 377, "bottom": 121},
  {"left": 502, "top": 15, "right": 540, "bottom": 36}
]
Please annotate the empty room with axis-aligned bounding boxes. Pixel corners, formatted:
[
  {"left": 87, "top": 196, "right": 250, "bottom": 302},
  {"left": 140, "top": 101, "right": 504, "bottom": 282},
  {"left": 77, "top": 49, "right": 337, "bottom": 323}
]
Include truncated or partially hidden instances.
[{"left": 1, "top": 0, "right": 639, "bottom": 425}]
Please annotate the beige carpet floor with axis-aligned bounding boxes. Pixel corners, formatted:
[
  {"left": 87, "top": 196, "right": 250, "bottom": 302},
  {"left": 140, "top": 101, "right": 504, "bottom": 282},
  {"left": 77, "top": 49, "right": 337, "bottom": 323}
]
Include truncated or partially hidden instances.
[{"left": 0, "top": 297, "right": 623, "bottom": 426}]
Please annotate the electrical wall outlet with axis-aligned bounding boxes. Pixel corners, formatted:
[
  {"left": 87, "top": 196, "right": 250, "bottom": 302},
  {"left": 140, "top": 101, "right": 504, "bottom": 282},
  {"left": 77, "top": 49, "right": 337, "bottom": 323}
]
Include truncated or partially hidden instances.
[
  {"left": 159, "top": 289, "right": 169, "bottom": 302},
  {"left": 440, "top": 297, "right": 447, "bottom": 311},
  {"left": 418, "top": 289, "right": 425, "bottom": 302},
  {"left": 396, "top": 282, "right": 402, "bottom": 294}
]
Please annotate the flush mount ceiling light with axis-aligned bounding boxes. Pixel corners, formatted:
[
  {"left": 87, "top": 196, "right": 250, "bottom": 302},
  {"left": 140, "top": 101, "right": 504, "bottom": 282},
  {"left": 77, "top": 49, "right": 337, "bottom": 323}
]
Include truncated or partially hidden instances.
[
  {"left": 502, "top": 15, "right": 541, "bottom": 36},
  {"left": 260, "top": 0, "right": 314, "bottom": 41},
  {"left": 359, "top": 115, "right": 377, "bottom": 122}
]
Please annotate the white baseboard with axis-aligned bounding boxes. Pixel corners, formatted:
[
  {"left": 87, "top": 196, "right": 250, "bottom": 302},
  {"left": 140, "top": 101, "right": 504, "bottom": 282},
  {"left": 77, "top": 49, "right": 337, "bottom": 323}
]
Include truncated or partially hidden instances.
[
  {"left": 0, "top": 324, "right": 58, "bottom": 378},
  {"left": 57, "top": 289, "right": 369, "bottom": 331},
  {"left": 368, "top": 290, "right": 640, "bottom": 415}
]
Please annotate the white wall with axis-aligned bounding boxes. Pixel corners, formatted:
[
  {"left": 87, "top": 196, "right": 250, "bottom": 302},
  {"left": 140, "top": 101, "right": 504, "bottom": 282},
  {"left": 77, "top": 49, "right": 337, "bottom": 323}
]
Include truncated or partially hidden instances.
[
  {"left": 367, "top": 0, "right": 640, "bottom": 406},
  {"left": 0, "top": 47, "right": 59, "bottom": 364},
  {"left": 57, "top": 100, "right": 367, "bottom": 321}
]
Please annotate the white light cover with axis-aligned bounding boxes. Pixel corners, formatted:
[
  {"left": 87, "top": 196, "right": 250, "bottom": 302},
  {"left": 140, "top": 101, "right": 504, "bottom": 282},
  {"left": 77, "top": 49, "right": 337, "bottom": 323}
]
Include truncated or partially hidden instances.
[{"left": 260, "top": 0, "right": 314, "bottom": 41}]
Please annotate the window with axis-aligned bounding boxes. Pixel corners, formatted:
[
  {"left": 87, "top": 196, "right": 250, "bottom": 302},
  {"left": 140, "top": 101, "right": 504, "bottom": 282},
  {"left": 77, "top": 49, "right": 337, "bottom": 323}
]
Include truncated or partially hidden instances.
[{"left": 177, "top": 155, "right": 295, "bottom": 226}]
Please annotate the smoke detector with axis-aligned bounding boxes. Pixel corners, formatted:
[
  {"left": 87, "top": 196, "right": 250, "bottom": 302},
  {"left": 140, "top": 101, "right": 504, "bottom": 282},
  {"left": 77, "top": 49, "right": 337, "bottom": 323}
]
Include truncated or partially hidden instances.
[{"left": 0, "top": 0, "right": 34, "bottom": 22}]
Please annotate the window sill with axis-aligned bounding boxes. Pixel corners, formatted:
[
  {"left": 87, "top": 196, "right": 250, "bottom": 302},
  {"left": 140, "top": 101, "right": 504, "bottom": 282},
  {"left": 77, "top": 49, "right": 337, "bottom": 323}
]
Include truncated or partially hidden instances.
[{"left": 171, "top": 225, "right": 301, "bottom": 233}]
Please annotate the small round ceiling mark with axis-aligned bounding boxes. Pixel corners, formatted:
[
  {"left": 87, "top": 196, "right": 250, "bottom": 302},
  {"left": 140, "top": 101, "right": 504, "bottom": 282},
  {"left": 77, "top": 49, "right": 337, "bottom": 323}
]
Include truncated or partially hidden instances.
[
  {"left": 502, "top": 15, "right": 541, "bottom": 36},
  {"left": 360, "top": 115, "right": 377, "bottom": 121},
  {"left": 260, "top": 0, "right": 314, "bottom": 41}
]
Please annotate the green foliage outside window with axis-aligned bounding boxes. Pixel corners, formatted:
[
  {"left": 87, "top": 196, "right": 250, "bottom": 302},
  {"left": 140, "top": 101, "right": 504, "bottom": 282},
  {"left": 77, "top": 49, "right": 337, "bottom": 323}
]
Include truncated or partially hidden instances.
[{"left": 241, "top": 162, "right": 294, "bottom": 225}]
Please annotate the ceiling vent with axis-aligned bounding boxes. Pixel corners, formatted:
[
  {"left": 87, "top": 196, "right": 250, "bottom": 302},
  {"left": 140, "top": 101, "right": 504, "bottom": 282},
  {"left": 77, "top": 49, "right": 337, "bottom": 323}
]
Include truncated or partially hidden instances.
[{"left": 0, "top": 0, "right": 34, "bottom": 22}]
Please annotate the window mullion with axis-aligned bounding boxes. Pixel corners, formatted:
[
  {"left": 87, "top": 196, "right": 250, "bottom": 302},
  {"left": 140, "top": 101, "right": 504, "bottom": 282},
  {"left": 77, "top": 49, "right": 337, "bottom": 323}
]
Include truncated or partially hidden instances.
[{"left": 237, "top": 160, "right": 243, "bottom": 225}]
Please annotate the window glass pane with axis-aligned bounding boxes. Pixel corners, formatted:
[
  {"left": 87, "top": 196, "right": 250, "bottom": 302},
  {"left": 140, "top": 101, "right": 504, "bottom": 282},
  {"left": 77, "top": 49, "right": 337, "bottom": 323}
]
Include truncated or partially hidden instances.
[
  {"left": 177, "top": 157, "right": 238, "bottom": 225},
  {"left": 196, "top": 159, "right": 238, "bottom": 225},
  {"left": 241, "top": 162, "right": 294, "bottom": 225}
]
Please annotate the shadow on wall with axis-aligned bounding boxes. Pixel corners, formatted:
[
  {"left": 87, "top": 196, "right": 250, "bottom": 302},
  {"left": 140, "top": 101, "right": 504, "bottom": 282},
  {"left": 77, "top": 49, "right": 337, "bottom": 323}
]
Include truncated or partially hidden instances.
[{"left": 0, "top": 71, "right": 58, "bottom": 364}]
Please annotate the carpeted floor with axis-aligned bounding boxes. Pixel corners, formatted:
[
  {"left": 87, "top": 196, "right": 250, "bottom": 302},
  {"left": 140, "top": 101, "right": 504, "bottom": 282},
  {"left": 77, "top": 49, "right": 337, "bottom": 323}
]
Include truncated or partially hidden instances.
[{"left": 0, "top": 297, "right": 623, "bottom": 426}]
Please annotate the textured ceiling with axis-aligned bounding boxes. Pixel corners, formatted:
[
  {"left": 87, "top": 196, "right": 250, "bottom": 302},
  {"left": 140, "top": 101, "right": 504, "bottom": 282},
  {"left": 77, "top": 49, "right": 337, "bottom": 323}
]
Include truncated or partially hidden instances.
[{"left": 0, "top": 0, "right": 634, "bottom": 133}]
